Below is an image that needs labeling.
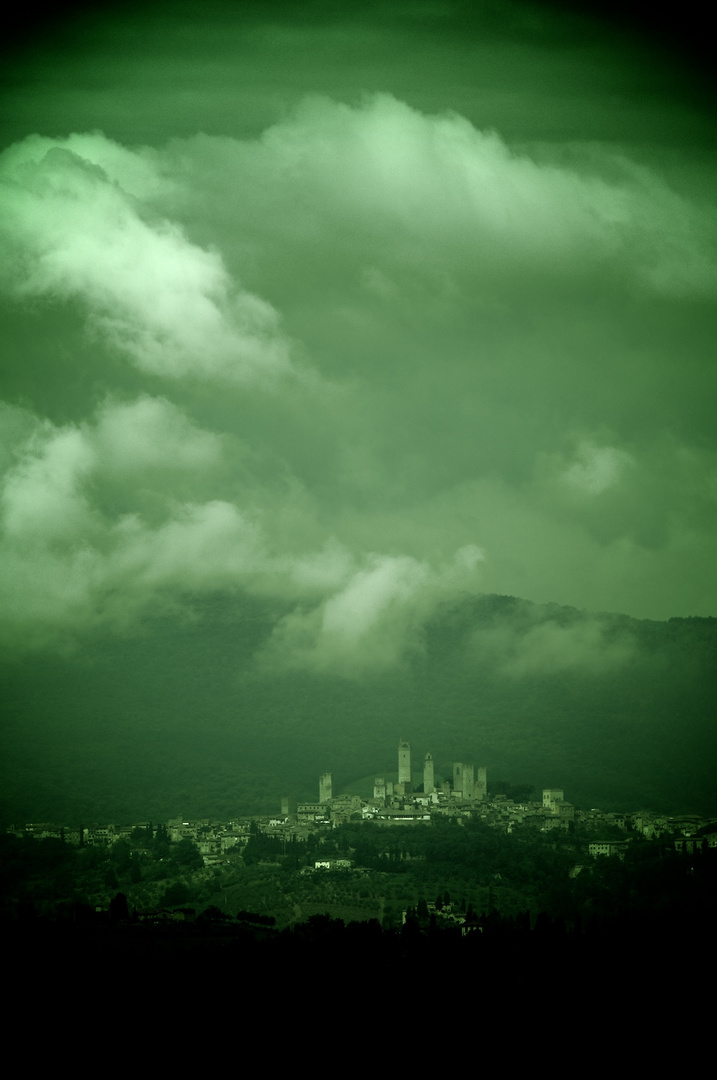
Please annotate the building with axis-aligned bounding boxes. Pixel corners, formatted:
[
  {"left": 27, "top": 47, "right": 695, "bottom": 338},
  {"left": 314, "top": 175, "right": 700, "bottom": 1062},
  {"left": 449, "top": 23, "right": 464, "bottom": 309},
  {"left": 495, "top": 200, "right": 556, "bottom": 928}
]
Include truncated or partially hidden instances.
[
  {"left": 423, "top": 753, "right": 435, "bottom": 795},
  {"left": 452, "top": 762, "right": 487, "bottom": 802},
  {"left": 543, "top": 789, "right": 565, "bottom": 812},
  {"left": 453, "top": 762, "right": 474, "bottom": 800},
  {"left": 297, "top": 802, "right": 330, "bottom": 823},
  {"left": 398, "top": 741, "right": 412, "bottom": 791},
  {"left": 476, "top": 766, "right": 487, "bottom": 801},
  {"left": 319, "top": 772, "right": 332, "bottom": 803},
  {"left": 589, "top": 840, "right": 630, "bottom": 859},
  {"left": 542, "top": 788, "right": 574, "bottom": 825}
]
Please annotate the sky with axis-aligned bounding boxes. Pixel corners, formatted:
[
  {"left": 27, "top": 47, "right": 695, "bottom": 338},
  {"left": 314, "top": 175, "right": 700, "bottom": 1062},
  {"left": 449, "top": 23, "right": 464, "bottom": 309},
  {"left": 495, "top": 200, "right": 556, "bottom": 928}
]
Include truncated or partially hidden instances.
[{"left": 1, "top": 0, "right": 716, "bottom": 678}]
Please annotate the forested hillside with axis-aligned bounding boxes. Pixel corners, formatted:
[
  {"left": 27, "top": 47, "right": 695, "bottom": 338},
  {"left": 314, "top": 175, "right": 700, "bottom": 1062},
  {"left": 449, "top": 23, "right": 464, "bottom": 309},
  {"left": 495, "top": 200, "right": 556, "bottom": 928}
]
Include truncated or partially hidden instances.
[{"left": 1, "top": 594, "right": 715, "bottom": 823}]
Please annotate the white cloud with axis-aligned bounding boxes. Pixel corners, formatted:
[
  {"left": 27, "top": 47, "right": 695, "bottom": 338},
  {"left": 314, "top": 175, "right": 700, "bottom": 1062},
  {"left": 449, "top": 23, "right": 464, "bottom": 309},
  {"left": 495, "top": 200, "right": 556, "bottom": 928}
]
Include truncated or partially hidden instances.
[
  {"left": 1, "top": 423, "right": 97, "bottom": 544},
  {"left": 471, "top": 613, "right": 636, "bottom": 678},
  {"left": 92, "top": 395, "right": 222, "bottom": 475},
  {"left": 562, "top": 441, "right": 635, "bottom": 495},
  {"left": 107, "top": 500, "right": 263, "bottom": 591},
  {"left": 261, "top": 544, "right": 484, "bottom": 674},
  {"left": 1, "top": 95, "right": 715, "bottom": 653},
  {"left": 170, "top": 94, "right": 717, "bottom": 300},
  {"left": 0, "top": 398, "right": 251, "bottom": 644},
  {"left": 0, "top": 396, "right": 223, "bottom": 549},
  {"left": 0, "top": 135, "right": 294, "bottom": 383},
  {"left": 0, "top": 393, "right": 486, "bottom": 664}
]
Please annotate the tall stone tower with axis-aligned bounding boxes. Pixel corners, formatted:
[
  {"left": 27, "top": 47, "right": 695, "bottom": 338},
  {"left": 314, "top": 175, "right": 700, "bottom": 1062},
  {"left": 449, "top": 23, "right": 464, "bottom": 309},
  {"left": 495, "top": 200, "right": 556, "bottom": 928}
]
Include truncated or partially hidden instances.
[
  {"left": 476, "top": 766, "right": 487, "bottom": 801},
  {"left": 543, "top": 789, "right": 564, "bottom": 813},
  {"left": 423, "top": 752, "right": 435, "bottom": 795},
  {"left": 398, "top": 740, "right": 412, "bottom": 790},
  {"left": 453, "top": 762, "right": 476, "bottom": 800},
  {"left": 319, "top": 772, "right": 333, "bottom": 803}
]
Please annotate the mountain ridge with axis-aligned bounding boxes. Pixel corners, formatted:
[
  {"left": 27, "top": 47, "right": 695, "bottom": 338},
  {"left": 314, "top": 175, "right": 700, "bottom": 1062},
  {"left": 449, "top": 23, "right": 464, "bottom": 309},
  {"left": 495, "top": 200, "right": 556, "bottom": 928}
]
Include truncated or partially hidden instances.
[{"left": 1, "top": 592, "right": 715, "bottom": 823}]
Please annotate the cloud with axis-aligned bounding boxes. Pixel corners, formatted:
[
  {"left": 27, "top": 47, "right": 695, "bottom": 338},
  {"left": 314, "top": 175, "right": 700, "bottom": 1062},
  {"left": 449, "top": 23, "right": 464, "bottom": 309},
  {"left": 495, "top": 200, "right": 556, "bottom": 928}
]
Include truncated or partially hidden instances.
[
  {"left": 0, "top": 134, "right": 294, "bottom": 384},
  {"left": 0, "top": 498, "right": 263, "bottom": 649},
  {"left": 92, "top": 395, "right": 222, "bottom": 477},
  {"left": 0, "top": 395, "right": 224, "bottom": 541},
  {"left": 0, "top": 90, "right": 715, "bottom": 658},
  {"left": 261, "top": 544, "right": 484, "bottom": 675},
  {"left": 470, "top": 608, "right": 636, "bottom": 679},
  {"left": 561, "top": 441, "right": 635, "bottom": 496},
  {"left": 0, "top": 391, "right": 486, "bottom": 663},
  {"left": 0, "top": 397, "right": 245, "bottom": 646},
  {"left": 1, "top": 422, "right": 96, "bottom": 546},
  {"left": 168, "top": 94, "right": 717, "bottom": 303}
]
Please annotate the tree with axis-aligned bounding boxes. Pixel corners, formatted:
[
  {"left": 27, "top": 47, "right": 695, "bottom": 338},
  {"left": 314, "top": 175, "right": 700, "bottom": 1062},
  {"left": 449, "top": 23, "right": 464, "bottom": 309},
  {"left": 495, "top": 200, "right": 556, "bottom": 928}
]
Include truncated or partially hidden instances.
[
  {"left": 111, "top": 839, "right": 132, "bottom": 874},
  {"left": 104, "top": 867, "right": 119, "bottom": 890},
  {"left": 163, "top": 881, "right": 190, "bottom": 905},
  {"left": 198, "top": 905, "right": 225, "bottom": 923},
  {"left": 172, "top": 838, "right": 203, "bottom": 871},
  {"left": 109, "top": 892, "right": 129, "bottom": 923}
]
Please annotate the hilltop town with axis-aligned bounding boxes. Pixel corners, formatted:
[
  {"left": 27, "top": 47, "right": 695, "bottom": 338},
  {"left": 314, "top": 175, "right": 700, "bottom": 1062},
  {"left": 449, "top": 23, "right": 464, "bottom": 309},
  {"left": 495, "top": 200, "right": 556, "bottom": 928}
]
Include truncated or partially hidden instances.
[
  {"left": 9, "top": 740, "right": 716, "bottom": 869},
  {"left": 5, "top": 736, "right": 717, "bottom": 1001}
]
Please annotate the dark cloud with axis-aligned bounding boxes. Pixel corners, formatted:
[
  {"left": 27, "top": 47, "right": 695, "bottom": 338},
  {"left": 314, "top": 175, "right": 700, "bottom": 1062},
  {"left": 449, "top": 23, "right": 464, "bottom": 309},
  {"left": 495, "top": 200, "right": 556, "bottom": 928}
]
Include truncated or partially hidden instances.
[{"left": 0, "top": 2, "right": 715, "bottom": 671}]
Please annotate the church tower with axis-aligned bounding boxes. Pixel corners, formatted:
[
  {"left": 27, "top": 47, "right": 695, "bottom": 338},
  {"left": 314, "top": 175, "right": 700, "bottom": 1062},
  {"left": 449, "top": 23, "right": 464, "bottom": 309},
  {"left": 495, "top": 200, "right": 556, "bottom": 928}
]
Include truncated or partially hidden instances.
[
  {"left": 398, "top": 740, "right": 412, "bottom": 791},
  {"left": 319, "top": 772, "right": 332, "bottom": 803},
  {"left": 423, "top": 752, "right": 435, "bottom": 795}
]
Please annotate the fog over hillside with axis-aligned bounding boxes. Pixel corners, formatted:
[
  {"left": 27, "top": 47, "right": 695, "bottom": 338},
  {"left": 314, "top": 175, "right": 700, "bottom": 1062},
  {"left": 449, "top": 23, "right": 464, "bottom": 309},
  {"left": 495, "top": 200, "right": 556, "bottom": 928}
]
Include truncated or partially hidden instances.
[
  {"left": 0, "top": 2, "right": 715, "bottom": 823},
  {"left": 1, "top": 594, "right": 715, "bottom": 822}
]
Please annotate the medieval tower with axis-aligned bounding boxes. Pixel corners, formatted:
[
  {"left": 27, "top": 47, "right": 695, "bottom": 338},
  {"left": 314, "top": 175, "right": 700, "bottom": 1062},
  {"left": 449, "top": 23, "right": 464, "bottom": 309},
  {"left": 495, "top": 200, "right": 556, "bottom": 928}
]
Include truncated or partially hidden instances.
[
  {"left": 423, "top": 752, "right": 435, "bottom": 795},
  {"left": 319, "top": 772, "right": 333, "bottom": 803},
  {"left": 398, "top": 740, "right": 412, "bottom": 791}
]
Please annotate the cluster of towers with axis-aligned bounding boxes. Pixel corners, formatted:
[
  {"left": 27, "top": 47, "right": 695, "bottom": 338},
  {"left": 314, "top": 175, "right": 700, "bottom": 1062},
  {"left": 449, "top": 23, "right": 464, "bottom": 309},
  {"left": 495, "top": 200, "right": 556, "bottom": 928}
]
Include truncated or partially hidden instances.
[
  {"left": 452, "top": 760, "right": 488, "bottom": 801},
  {"left": 316, "top": 742, "right": 488, "bottom": 805},
  {"left": 373, "top": 741, "right": 487, "bottom": 802}
]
